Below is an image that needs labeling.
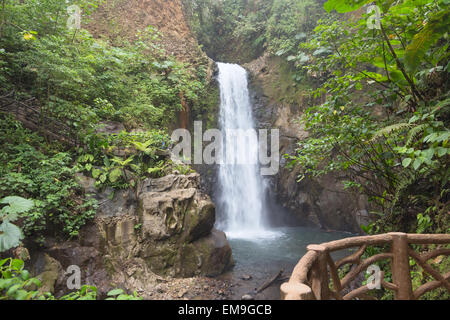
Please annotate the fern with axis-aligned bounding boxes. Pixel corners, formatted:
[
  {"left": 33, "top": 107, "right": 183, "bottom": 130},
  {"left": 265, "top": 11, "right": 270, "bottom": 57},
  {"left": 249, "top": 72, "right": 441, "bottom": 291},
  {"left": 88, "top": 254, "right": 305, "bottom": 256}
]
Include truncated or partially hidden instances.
[
  {"left": 405, "top": 9, "right": 450, "bottom": 72},
  {"left": 432, "top": 97, "right": 450, "bottom": 113},
  {"left": 405, "top": 123, "right": 428, "bottom": 147},
  {"left": 371, "top": 123, "right": 411, "bottom": 142},
  {"left": 391, "top": 172, "right": 417, "bottom": 213}
]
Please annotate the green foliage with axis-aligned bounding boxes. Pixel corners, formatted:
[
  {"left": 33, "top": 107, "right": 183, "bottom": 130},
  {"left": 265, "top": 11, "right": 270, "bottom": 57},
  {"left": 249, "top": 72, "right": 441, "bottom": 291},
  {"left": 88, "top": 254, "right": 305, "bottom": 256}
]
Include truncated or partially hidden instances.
[
  {"left": 323, "top": 0, "right": 372, "bottom": 13},
  {"left": 266, "top": 0, "right": 322, "bottom": 57},
  {"left": 106, "top": 288, "right": 142, "bottom": 300},
  {"left": 0, "top": 0, "right": 211, "bottom": 246},
  {"left": 287, "top": 0, "right": 450, "bottom": 233},
  {"left": 0, "top": 257, "right": 141, "bottom": 300},
  {"left": 404, "top": 7, "right": 450, "bottom": 73},
  {"left": 416, "top": 213, "right": 432, "bottom": 233},
  {"left": 0, "top": 196, "right": 34, "bottom": 252},
  {"left": 0, "top": 257, "right": 48, "bottom": 300},
  {"left": 76, "top": 130, "right": 174, "bottom": 189},
  {"left": 59, "top": 285, "right": 98, "bottom": 300},
  {"left": 0, "top": 115, "right": 97, "bottom": 243},
  {"left": 1, "top": 1, "right": 210, "bottom": 133},
  {"left": 183, "top": 0, "right": 272, "bottom": 62},
  {"left": 183, "top": 0, "right": 324, "bottom": 62}
]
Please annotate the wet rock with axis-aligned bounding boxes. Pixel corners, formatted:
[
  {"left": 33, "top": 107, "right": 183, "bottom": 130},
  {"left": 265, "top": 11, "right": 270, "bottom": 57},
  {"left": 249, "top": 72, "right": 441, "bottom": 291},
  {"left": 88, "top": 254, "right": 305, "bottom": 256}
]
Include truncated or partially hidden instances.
[
  {"left": 178, "top": 289, "right": 187, "bottom": 298},
  {"left": 179, "top": 229, "right": 234, "bottom": 277},
  {"left": 32, "top": 173, "right": 233, "bottom": 297},
  {"left": 139, "top": 173, "right": 201, "bottom": 193},
  {"left": 33, "top": 254, "right": 62, "bottom": 294},
  {"left": 242, "top": 294, "right": 254, "bottom": 300},
  {"left": 240, "top": 274, "right": 252, "bottom": 281},
  {"left": 243, "top": 54, "right": 369, "bottom": 233},
  {"left": 98, "top": 173, "right": 232, "bottom": 277},
  {"left": 96, "top": 121, "right": 125, "bottom": 135}
]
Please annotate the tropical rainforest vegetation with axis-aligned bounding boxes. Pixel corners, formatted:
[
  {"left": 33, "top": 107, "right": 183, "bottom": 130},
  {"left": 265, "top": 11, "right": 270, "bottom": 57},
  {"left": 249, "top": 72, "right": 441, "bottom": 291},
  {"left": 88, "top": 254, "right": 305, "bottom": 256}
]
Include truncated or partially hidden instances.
[
  {"left": 0, "top": 0, "right": 210, "bottom": 246},
  {"left": 184, "top": 0, "right": 449, "bottom": 233},
  {"left": 184, "top": 0, "right": 449, "bottom": 300},
  {"left": 0, "top": 0, "right": 448, "bottom": 300},
  {"left": 0, "top": 0, "right": 210, "bottom": 299}
]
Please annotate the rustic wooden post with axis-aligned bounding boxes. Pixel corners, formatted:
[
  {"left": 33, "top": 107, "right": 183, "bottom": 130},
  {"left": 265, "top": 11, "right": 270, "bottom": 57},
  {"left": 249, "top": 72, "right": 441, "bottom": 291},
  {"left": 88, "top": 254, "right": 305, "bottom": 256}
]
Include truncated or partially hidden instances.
[
  {"left": 280, "top": 282, "right": 314, "bottom": 300},
  {"left": 307, "top": 244, "right": 330, "bottom": 300},
  {"left": 389, "top": 232, "right": 413, "bottom": 300}
]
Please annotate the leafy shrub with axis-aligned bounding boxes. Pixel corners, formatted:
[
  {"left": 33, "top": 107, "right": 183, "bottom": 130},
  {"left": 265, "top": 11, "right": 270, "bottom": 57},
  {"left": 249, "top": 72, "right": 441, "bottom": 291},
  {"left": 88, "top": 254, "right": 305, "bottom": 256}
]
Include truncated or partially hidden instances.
[
  {"left": 0, "top": 258, "right": 141, "bottom": 300},
  {"left": 0, "top": 115, "right": 97, "bottom": 243},
  {"left": 0, "top": 257, "right": 48, "bottom": 300},
  {"left": 0, "top": 196, "right": 34, "bottom": 252},
  {"left": 287, "top": 0, "right": 450, "bottom": 233}
]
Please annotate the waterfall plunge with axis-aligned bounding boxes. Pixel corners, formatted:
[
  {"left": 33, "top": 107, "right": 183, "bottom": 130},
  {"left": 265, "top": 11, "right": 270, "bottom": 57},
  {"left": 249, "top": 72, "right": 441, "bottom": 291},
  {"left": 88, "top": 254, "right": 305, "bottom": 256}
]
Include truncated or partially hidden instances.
[{"left": 215, "top": 63, "right": 278, "bottom": 240}]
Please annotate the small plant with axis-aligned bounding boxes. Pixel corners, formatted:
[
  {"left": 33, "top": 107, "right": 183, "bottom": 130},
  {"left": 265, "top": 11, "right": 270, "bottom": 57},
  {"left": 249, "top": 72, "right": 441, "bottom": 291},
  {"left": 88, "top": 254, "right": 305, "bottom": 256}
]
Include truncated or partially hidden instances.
[
  {"left": 0, "top": 258, "right": 143, "bottom": 300},
  {"left": 0, "top": 258, "right": 47, "bottom": 300},
  {"left": 416, "top": 213, "right": 433, "bottom": 234},
  {"left": 59, "top": 285, "right": 97, "bottom": 300},
  {"left": 0, "top": 196, "right": 34, "bottom": 252},
  {"left": 106, "top": 288, "right": 142, "bottom": 300}
]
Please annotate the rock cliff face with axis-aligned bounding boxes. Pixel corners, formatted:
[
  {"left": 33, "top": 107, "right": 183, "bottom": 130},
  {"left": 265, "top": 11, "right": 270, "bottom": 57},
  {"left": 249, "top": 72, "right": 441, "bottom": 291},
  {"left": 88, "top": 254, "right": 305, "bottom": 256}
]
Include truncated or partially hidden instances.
[
  {"left": 29, "top": 173, "right": 233, "bottom": 297},
  {"left": 96, "top": 173, "right": 232, "bottom": 276},
  {"left": 245, "top": 54, "right": 369, "bottom": 233},
  {"left": 88, "top": 0, "right": 200, "bottom": 62}
]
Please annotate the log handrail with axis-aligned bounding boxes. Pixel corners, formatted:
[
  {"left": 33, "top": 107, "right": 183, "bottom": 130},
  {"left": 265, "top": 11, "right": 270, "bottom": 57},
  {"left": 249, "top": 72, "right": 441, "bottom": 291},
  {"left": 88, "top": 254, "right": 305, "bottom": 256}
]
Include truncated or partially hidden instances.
[
  {"left": 0, "top": 91, "right": 80, "bottom": 146},
  {"left": 281, "top": 232, "right": 450, "bottom": 300}
]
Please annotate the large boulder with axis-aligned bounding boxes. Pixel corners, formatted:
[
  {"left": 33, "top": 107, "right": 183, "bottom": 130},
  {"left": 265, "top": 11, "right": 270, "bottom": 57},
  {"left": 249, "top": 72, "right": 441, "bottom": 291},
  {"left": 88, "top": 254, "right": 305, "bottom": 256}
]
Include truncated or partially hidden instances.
[
  {"left": 179, "top": 229, "right": 233, "bottom": 277},
  {"left": 94, "top": 173, "right": 233, "bottom": 277},
  {"left": 28, "top": 173, "right": 233, "bottom": 298}
]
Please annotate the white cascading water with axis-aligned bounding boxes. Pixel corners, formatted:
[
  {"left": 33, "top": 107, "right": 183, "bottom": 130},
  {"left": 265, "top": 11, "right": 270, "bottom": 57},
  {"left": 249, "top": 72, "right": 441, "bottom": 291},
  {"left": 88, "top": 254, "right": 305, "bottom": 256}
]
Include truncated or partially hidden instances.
[{"left": 216, "top": 62, "right": 275, "bottom": 239}]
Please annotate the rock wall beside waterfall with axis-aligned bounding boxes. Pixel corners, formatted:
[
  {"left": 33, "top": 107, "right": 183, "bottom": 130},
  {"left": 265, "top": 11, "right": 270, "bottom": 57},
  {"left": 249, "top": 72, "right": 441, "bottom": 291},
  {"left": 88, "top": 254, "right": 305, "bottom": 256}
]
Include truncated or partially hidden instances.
[
  {"left": 27, "top": 173, "right": 233, "bottom": 297},
  {"left": 245, "top": 54, "right": 370, "bottom": 233}
]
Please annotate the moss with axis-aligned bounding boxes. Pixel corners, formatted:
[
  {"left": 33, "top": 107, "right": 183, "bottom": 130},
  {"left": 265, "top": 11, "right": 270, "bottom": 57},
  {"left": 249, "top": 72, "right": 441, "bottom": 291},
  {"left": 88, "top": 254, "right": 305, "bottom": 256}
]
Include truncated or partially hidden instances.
[
  {"left": 104, "top": 257, "right": 117, "bottom": 277},
  {"left": 267, "top": 57, "right": 313, "bottom": 106},
  {"left": 144, "top": 244, "right": 178, "bottom": 276},
  {"left": 192, "top": 81, "right": 220, "bottom": 130}
]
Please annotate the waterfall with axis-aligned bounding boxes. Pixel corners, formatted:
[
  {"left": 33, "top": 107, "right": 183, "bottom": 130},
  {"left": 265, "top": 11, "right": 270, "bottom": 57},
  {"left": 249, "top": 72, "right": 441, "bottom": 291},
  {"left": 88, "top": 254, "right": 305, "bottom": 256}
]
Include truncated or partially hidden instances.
[{"left": 215, "top": 62, "right": 276, "bottom": 239}]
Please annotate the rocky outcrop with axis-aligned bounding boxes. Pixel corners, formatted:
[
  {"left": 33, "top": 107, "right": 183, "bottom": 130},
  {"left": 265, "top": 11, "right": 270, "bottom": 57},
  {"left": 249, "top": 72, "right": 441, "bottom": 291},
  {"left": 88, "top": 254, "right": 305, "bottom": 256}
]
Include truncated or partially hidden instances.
[
  {"left": 29, "top": 173, "right": 233, "bottom": 297},
  {"left": 88, "top": 0, "right": 200, "bottom": 63},
  {"left": 94, "top": 173, "right": 232, "bottom": 278},
  {"left": 245, "top": 54, "right": 369, "bottom": 233}
]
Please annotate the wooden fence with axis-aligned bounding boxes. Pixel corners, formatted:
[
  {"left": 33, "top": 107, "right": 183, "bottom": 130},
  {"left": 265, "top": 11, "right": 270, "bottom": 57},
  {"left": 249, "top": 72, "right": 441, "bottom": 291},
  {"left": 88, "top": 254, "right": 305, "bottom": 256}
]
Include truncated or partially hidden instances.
[
  {"left": 0, "top": 90, "right": 79, "bottom": 146},
  {"left": 281, "top": 232, "right": 450, "bottom": 300}
]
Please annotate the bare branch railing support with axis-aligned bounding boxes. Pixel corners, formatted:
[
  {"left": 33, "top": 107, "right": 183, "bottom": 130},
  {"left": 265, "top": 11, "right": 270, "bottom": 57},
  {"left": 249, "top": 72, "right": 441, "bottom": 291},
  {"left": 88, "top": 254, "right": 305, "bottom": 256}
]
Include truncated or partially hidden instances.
[
  {"left": 281, "top": 233, "right": 450, "bottom": 300},
  {"left": 390, "top": 232, "right": 413, "bottom": 300}
]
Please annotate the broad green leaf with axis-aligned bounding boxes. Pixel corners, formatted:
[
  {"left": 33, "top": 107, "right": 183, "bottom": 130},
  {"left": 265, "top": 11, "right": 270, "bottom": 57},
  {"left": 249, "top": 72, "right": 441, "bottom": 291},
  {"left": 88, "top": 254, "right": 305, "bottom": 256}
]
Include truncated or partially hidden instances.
[
  {"left": 402, "top": 158, "right": 412, "bottom": 168},
  {"left": 437, "top": 147, "right": 448, "bottom": 157},
  {"left": 92, "top": 168, "right": 101, "bottom": 179},
  {"left": 11, "top": 258, "right": 24, "bottom": 271},
  {"left": 413, "top": 158, "right": 422, "bottom": 170},
  {"left": 0, "top": 196, "right": 34, "bottom": 216},
  {"left": 109, "top": 168, "right": 122, "bottom": 183},
  {"left": 20, "top": 270, "right": 30, "bottom": 281},
  {"left": 6, "top": 284, "right": 21, "bottom": 296},
  {"left": 15, "top": 289, "right": 29, "bottom": 300},
  {"left": 405, "top": 10, "right": 450, "bottom": 72},
  {"left": 99, "top": 174, "right": 107, "bottom": 183},
  {"left": 0, "top": 258, "right": 9, "bottom": 267},
  {"left": 107, "top": 288, "right": 124, "bottom": 296},
  {"left": 323, "top": 0, "right": 372, "bottom": 13},
  {"left": 0, "top": 222, "right": 23, "bottom": 252}
]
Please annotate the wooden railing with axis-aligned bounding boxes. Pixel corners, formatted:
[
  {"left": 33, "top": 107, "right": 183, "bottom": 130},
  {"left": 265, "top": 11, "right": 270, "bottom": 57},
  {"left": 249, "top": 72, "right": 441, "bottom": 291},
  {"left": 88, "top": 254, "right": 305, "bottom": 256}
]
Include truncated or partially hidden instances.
[
  {"left": 281, "top": 232, "right": 450, "bottom": 300},
  {"left": 0, "top": 90, "right": 79, "bottom": 146}
]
